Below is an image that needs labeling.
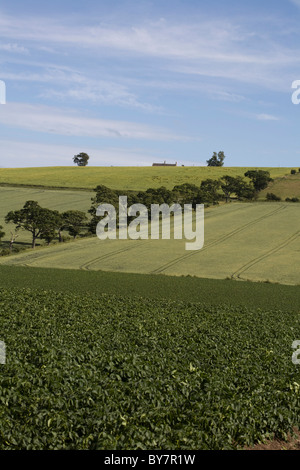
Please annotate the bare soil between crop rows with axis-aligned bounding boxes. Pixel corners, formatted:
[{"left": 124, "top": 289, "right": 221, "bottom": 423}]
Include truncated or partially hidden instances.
[{"left": 245, "top": 428, "right": 300, "bottom": 450}]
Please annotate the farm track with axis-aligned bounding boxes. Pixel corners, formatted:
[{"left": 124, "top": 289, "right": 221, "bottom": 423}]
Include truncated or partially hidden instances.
[
  {"left": 79, "top": 240, "right": 149, "bottom": 270},
  {"left": 151, "top": 204, "right": 287, "bottom": 274},
  {"left": 6, "top": 238, "right": 93, "bottom": 266},
  {"left": 231, "top": 230, "right": 300, "bottom": 281}
]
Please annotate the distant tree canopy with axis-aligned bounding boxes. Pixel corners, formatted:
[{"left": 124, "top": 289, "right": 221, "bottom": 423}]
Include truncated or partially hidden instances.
[
  {"left": 207, "top": 151, "right": 226, "bottom": 167},
  {"left": 5, "top": 201, "right": 62, "bottom": 248},
  {"left": 4, "top": 169, "right": 273, "bottom": 253},
  {"left": 220, "top": 175, "right": 255, "bottom": 202},
  {"left": 88, "top": 185, "right": 139, "bottom": 231},
  {"left": 5, "top": 201, "right": 88, "bottom": 248},
  {"left": 88, "top": 176, "right": 258, "bottom": 231},
  {"left": 244, "top": 170, "right": 273, "bottom": 193},
  {"left": 0, "top": 225, "right": 5, "bottom": 242},
  {"left": 73, "top": 152, "right": 90, "bottom": 167},
  {"left": 62, "top": 210, "right": 88, "bottom": 239}
]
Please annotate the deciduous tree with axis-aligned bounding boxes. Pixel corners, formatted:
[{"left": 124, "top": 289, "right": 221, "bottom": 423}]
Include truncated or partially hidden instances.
[
  {"left": 5, "top": 201, "right": 62, "bottom": 248},
  {"left": 207, "top": 151, "right": 226, "bottom": 167},
  {"left": 73, "top": 152, "right": 90, "bottom": 166},
  {"left": 244, "top": 170, "right": 273, "bottom": 193}
]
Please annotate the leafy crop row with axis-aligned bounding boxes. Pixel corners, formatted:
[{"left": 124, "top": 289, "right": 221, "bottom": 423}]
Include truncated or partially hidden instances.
[
  {"left": 1, "top": 265, "right": 299, "bottom": 312},
  {"left": 0, "top": 287, "right": 300, "bottom": 450}
]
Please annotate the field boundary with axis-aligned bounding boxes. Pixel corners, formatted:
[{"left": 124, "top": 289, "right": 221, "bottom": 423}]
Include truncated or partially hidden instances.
[{"left": 0, "top": 265, "right": 299, "bottom": 312}]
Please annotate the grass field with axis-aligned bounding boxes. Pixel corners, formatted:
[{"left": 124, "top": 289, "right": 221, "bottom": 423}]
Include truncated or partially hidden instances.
[
  {"left": 1, "top": 200, "right": 299, "bottom": 285},
  {"left": 0, "top": 166, "right": 294, "bottom": 191},
  {"left": 0, "top": 186, "right": 93, "bottom": 246},
  {"left": 259, "top": 171, "right": 300, "bottom": 201}
]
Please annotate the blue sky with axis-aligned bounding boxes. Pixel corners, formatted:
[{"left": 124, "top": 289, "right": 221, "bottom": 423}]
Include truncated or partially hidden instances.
[{"left": 1, "top": 0, "right": 300, "bottom": 167}]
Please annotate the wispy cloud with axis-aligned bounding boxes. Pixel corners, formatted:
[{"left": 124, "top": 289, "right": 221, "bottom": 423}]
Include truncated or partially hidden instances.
[
  {"left": 256, "top": 113, "right": 279, "bottom": 121},
  {"left": 40, "top": 77, "right": 162, "bottom": 112},
  {"left": 0, "top": 11, "right": 299, "bottom": 91},
  {"left": 0, "top": 102, "right": 190, "bottom": 141},
  {"left": 0, "top": 43, "right": 28, "bottom": 54},
  {"left": 0, "top": 66, "right": 162, "bottom": 112}
]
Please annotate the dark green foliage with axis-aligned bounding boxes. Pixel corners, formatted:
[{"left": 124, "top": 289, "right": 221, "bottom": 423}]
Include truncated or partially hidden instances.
[
  {"left": 5, "top": 201, "right": 63, "bottom": 248},
  {"left": 291, "top": 170, "right": 296, "bottom": 175},
  {"left": 193, "top": 180, "right": 221, "bottom": 206},
  {"left": 244, "top": 170, "right": 273, "bottom": 193},
  {"left": 73, "top": 153, "right": 90, "bottom": 167},
  {"left": 139, "top": 186, "right": 174, "bottom": 209},
  {"left": 172, "top": 183, "right": 199, "bottom": 205},
  {"left": 0, "top": 265, "right": 299, "bottom": 312},
  {"left": 285, "top": 197, "right": 299, "bottom": 203},
  {"left": 1, "top": 287, "right": 300, "bottom": 450},
  {"left": 88, "top": 185, "right": 139, "bottom": 231},
  {"left": 220, "top": 175, "right": 250, "bottom": 202},
  {"left": 266, "top": 193, "right": 281, "bottom": 201},
  {"left": 89, "top": 183, "right": 219, "bottom": 229},
  {"left": 206, "top": 151, "right": 226, "bottom": 167},
  {"left": 62, "top": 210, "right": 88, "bottom": 239}
]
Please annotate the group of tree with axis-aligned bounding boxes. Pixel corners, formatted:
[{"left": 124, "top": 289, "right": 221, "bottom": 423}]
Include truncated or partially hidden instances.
[
  {"left": 5, "top": 201, "right": 88, "bottom": 249},
  {"left": 88, "top": 170, "right": 272, "bottom": 229},
  {"left": 2, "top": 170, "right": 273, "bottom": 250}
]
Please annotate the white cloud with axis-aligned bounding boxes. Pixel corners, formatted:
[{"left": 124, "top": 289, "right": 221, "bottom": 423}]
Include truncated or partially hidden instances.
[
  {"left": 0, "top": 102, "right": 189, "bottom": 141},
  {"left": 0, "top": 16, "right": 281, "bottom": 65},
  {"left": 0, "top": 11, "right": 299, "bottom": 90},
  {"left": 256, "top": 113, "right": 279, "bottom": 121},
  {"left": 0, "top": 66, "right": 161, "bottom": 112},
  {"left": 0, "top": 43, "right": 28, "bottom": 54},
  {"left": 40, "top": 79, "right": 161, "bottom": 112}
]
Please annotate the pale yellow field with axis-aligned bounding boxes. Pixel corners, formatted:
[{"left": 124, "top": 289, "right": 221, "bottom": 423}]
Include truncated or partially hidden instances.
[
  {"left": 0, "top": 166, "right": 293, "bottom": 191},
  {"left": 1, "top": 201, "right": 299, "bottom": 285}
]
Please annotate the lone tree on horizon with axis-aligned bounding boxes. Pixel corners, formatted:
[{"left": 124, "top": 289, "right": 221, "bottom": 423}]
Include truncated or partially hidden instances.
[
  {"left": 207, "top": 151, "right": 226, "bottom": 167},
  {"left": 73, "top": 152, "right": 90, "bottom": 167}
]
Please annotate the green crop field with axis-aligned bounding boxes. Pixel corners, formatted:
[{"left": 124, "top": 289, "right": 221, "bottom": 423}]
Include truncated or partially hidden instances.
[
  {"left": 1, "top": 200, "right": 299, "bottom": 285},
  {"left": 1, "top": 287, "right": 300, "bottom": 450},
  {"left": 0, "top": 265, "right": 299, "bottom": 312},
  {"left": 0, "top": 166, "right": 293, "bottom": 191}
]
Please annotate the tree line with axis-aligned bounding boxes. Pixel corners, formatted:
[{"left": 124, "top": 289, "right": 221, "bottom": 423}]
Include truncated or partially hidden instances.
[
  {"left": 0, "top": 170, "right": 272, "bottom": 251},
  {"left": 2, "top": 203, "right": 88, "bottom": 250},
  {"left": 88, "top": 170, "right": 272, "bottom": 230}
]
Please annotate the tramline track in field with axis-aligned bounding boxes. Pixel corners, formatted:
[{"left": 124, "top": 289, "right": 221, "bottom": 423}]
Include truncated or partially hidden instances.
[
  {"left": 79, "top": 240, "right": 149, "bottom": 270},
  {"left": 231, "top": 230, "right": 300, "bottom": 281},
  {"left": 151, "top": 204, "right": 287, "bottom": 274}
]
